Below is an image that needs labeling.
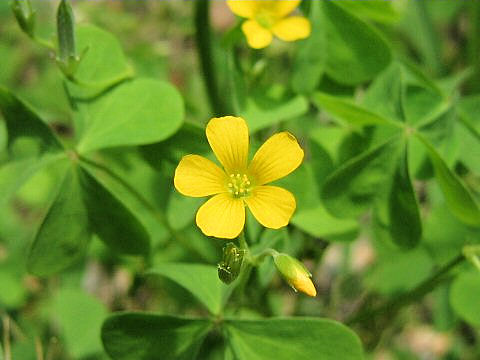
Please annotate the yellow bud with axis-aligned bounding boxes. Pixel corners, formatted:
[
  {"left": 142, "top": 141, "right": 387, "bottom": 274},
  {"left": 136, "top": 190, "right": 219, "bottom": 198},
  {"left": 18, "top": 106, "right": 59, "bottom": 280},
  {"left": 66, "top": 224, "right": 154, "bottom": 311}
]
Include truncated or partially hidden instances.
[{"left": 273, "top": 253, "right": 317, "bottom": 297}]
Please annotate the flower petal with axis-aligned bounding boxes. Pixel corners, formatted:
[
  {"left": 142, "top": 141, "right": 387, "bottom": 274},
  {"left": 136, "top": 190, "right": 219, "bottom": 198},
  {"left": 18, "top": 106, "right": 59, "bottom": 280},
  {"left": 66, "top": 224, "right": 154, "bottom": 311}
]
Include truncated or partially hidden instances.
[
  {"left": 245, "top": 186, "right": 296, "bottom": 229},
  {"left": 206, "top": 116, "right": 249, "bottom": 174},
  {"left": 272, "top": 16, "right": 311, "bottom": 42},
  {"left": 226, "top": 0, "right": 259, "bottom": 19},
  {"left": 196, "top": 193, "right": 245, "bottom": 239},
  {"left": 291, "top": 273, "right": 317, "bottom": 297},
  {"left": 174, "top": 155, "right": 227, "bottom": 197},
  {"left": 266, "top": 0, "right": 302, "bottom": 17},
  {"left": 241, "top": 20, "right": 273, "bottom": 49},
  {"left": 249, "top": 132, "right": 304, "bottom": 185}
]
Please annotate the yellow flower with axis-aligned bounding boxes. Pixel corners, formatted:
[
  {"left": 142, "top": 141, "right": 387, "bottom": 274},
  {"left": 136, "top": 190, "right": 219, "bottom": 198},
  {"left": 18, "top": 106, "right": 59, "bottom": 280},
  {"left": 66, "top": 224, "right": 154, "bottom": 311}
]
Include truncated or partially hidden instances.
[
  {"left": 174, "top": 116, "right": 304, "bottom": 239},
  {"left": 226, "top": 0, "right": 311, "bottom": 49}
]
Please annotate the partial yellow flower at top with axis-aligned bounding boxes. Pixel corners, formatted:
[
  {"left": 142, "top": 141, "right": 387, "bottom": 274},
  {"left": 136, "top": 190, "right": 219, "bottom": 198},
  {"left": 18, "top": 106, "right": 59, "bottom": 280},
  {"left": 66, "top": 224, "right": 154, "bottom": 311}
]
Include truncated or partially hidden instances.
[
  {"left": 226, "top": 0, "right": 311, "bottom": 49},
  {"left": 174, "top": 116, "right": 304, "bottom": 239}
]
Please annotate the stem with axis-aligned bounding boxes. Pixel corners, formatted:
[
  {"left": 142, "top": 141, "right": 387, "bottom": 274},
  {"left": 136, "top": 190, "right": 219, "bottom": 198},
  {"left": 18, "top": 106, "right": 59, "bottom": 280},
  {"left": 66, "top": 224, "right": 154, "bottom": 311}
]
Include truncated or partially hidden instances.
[
  {"left": 233, "top": 231, "right": 253, "bottom": 305},
  {"left": 35, "top": 337, "right": 44, "bottom": 360},
  {"left": 78, "top": 155, "right": 209, "bottom": 262},
  {"left": 194, "top": 0, "right": 226, "bottom": 116},
  {"left": 251, "top": 248, "right": 278, "bottom": 266},
  {"left": 238, "top": 232, "right": 249, "bottom": 254},
  {"left": 2, "top": 315, "right": 11, "bottom": 360},
  {"left": 347, "top": 254, "right": 465, "bottom": 326},
  {"left": 69, "top": 64, "right": 134, "bottom": 91},
  {"left": 32, "top": 35, "right": 56, "bottom": 52}
]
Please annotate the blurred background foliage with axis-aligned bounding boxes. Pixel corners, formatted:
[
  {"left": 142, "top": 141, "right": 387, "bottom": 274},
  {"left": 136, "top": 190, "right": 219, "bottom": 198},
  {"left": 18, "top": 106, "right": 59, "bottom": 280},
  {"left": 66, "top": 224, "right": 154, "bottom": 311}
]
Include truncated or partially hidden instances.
[{"left": 1, "top": 0, "right": 480, "bottom": 359}]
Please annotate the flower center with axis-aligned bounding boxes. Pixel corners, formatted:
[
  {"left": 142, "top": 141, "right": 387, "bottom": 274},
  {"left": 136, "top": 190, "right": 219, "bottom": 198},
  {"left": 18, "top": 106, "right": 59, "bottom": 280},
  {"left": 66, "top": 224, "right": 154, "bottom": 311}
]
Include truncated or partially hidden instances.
[
  {"left": 227, "top": 173, "right": 252, "bottom": 199},
  {"left": 255, "top": 10, "right": 276, "bottom": 29}
]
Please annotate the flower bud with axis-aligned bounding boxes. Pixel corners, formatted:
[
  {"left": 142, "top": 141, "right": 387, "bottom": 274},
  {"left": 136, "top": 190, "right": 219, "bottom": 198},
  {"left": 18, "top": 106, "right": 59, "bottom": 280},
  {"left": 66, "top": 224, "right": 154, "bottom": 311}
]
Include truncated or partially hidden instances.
[
  {"left": 11, "top": 0, "right": 36, "bottom": 37},
  {"left": 218, "top": 242, "right": 245, "bottom": 284},
  {"left": 273, "top": 253, "right": 316, "bottom": 297}
]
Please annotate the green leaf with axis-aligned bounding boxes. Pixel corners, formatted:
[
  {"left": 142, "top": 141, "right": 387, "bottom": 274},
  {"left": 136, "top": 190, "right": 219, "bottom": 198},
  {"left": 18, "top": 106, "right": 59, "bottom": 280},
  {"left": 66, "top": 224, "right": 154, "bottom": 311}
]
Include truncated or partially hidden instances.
[
  {"left": 457, "top": 94, "right": 480, "bottom": 136},
  {"left": 0, "top": 153, "right": 64, "bottom": 206},
  {"left": 365, "top": 247, "right": 433, "bottom": 295},
  {"left": 27, "top": 163, "right": 90, "bottom": 276},
  {"left": 456, "top": 96, "right": 480, "bottom": 173},
  {"left": 141, "top": 122, "right": 209, "bottom": 169},
  {"left": 77, "top": 78, "right": 184, "bottom": 153},
  {"left": 291, "top": 0, "right": 325, "bottom": 94},
  {"left": 167, "top": 191, "right": 203, "bottom": 231},
  {"left": 450, "top": 271, "right": 480, "bottom": 327},
  {"left": 335, "top": 0, "right": 401, "bottom": 24},
  {"left": 241, "top": 96, "right": 308, "bottom": 133},
  {"left": 417, "top": 134, "right": 480, "bottom": 226},
  {"left": 384, "top": 148, "right": 422, "bottom": 248},
  {"left": 75, "top": 24, "right": 132, "bottom": 86},
  {"left": 402, "top": 1, "right": 443, "bottom": 75},
  {"left": 404, "top": 85, "right": 449, "bottom": 127},
  {"left": 102, "top": 313, "right": 212, "bottom": 360},
  {"left": 282, "top": 161, "right": 358, "bottom": 241},
  {"left": 363, "top": 63, "right": 405, "bottom": 122},
  {"left": 322, "top": 136, "right": 403, "bottom": 218},
  {"left": 313, "top": 92, "right": 400, "bottom": 128},
  {"left": 416, "top": 107, "right": 455, "bottom": 160},
  {"left": 292, "top": 205, "right": 358, "bottom": 241},
  {"left": 53, "top": 288, "right": 107, "bottom": 358},
  {"left": 0, "top": 269, "right": 27, "bottom": 308},
  {"left": 148, "top": 263, "right": 225, "bottom": 315},
  {"left": 0, "top": 86, "right": 63, "bottom": 156},
  {"left": 322, "top": 1, "right": 392, "bottom": 85},
  {"left": 225, "top": 318, "right": 364, "bottom": 360},
  {"left": 423, "top": 202, "right": 473, "bottom": 264},
  {"left": 79, "top": 166, "right": 150, "bottom": 255}
]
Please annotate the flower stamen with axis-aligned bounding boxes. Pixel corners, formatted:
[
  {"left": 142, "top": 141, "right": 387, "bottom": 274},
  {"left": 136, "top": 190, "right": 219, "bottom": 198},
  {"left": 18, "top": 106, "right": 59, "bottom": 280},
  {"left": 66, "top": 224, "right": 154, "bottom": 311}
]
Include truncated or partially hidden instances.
[
  {"left": 227, "top": 173, "right": 252, "bottom": 198},
  {"left": 255, "top": 10, "right": 275, "bottom": 29}
]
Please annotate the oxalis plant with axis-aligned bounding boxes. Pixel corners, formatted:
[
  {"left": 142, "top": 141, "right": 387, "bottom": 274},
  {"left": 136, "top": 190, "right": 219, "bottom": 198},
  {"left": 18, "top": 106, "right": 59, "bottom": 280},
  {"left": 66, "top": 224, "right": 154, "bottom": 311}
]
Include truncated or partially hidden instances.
[{"left": 1, "top": 0, "right": 480, "bottom": 359}]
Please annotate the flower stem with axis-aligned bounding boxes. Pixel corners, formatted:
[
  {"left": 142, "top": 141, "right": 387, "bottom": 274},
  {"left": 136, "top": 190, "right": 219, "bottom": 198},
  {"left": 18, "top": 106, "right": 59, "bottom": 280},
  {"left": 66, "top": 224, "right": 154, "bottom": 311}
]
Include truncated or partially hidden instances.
[
  {"left": 2, "top": 315, "right": 11, "bottom": 360},
  {"left": 232, "top": 231, "right": 253, "bottom": 304},
  {"left": 251, "top": 248, "right": 278, "bottom": 266},
  {"left": 347, "top": 254, "right": 465, "bottom": 326},
  {"left": 238, "top": 231, "right": 249, "bottom": 253},
  {"left": 78, "top": 155, "right": 209, "bottom": 262},
  {"left": 32, "top": 35, "right": 56, "bottom": 52},
  {"left": 194, "top": 0, "right": 227, "bottom": 116}
]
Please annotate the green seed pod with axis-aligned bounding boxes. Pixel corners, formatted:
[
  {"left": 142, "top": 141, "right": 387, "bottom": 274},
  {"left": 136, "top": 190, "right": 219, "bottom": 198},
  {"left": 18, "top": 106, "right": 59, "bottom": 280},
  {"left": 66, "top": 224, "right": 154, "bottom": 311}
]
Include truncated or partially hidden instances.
[
  {"left": 56, "top": 0, "right": 77, "bottom": 72},
  {"left": 218, "top": 242, "right": 245, "bottom": 284},
  {"left": 11, "top": 0, "right": 36, "bottom": 37}
]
